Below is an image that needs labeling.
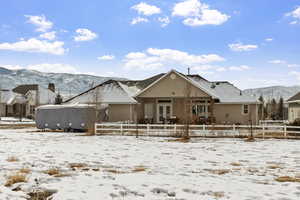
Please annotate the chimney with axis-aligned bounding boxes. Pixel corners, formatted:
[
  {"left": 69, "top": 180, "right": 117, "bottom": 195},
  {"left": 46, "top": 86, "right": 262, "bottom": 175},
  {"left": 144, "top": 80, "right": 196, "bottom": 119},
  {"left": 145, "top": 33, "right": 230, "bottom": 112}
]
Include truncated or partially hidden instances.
[
  {"left": 188, "top": 67, "right": 190, "bottom": 75},
  {"left": 48, "top": 83, "right": 55, "bottom": 93}
]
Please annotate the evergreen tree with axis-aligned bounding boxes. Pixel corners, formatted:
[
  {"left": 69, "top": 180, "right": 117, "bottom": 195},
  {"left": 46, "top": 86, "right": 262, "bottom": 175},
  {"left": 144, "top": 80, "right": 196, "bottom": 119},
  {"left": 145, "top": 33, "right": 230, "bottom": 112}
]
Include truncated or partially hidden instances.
[
  {"left": 270, "top": 98, "right": 277, "bottom": 120},
  {"left": 277, "top": 97, "right": 284, "bottom": 120},
  {"left": 258, "top": 95, "right": 265, "bottom": 120}
]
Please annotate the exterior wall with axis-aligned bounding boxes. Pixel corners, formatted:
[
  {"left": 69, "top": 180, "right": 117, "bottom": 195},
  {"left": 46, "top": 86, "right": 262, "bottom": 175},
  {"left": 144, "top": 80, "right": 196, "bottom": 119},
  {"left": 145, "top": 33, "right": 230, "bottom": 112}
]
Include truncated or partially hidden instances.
[
  {"left": 0, "top": 103, "right": 6, "bottom": 117},
  {"left": 213, "top": 104, "right": 258, "bottom": 125},
  {"left": 288, "top": 103, "right": 300, "bottom": 122},
  {"left": 108, "top": 104, "right": 136, "bottom": 122},
  {"left": 137, "top": 97, "right": 211, "bottom": 124},
  {"left": 138, "top": 72, "right": 210, "bottom": 98}
]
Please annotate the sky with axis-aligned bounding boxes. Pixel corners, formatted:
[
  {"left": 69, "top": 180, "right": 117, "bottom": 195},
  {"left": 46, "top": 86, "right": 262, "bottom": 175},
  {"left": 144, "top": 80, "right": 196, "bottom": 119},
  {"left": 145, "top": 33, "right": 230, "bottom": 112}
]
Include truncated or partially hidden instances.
[{"left": 0, "top": 0, "right": 300, "bottom": 89}]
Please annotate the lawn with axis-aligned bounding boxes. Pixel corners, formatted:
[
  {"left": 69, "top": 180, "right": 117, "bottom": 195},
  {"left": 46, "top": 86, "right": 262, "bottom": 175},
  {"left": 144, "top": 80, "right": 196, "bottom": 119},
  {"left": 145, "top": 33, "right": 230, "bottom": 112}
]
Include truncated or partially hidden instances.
[{"left": 0, "top": 128, "right": 299, "bottom": 200}]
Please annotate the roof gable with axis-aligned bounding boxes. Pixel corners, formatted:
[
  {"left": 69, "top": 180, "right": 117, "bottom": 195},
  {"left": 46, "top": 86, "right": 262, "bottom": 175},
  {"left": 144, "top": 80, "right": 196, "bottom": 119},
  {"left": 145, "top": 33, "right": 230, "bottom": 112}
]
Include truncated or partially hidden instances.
[
  {"left": 135, "top": 70, "right": 215, "bottom": 98},
  {"left": 287, "top": 92, "right": 300, "bottom": 102}
]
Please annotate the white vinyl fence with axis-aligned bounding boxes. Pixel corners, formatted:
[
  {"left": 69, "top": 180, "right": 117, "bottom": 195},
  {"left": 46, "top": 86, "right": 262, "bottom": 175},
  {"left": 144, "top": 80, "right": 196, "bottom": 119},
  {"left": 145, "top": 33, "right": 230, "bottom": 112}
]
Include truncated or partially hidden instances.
[{"left": 95, "top": 123, "right": 300, "bottom": 138}]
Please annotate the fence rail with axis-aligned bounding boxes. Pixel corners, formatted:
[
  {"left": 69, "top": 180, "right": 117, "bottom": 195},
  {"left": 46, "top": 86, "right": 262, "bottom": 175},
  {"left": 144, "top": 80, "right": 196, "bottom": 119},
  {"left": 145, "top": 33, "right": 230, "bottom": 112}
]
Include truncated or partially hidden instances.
[{"left": 95, "top": 123, "right": 300, "bottom": 138}]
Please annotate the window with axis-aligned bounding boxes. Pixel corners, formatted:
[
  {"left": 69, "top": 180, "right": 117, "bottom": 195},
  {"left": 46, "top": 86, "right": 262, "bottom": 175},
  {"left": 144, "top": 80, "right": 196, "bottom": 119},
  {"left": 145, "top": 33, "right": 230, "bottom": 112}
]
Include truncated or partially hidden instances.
[
  {"left": 242, "top": 104, "right": 249, "bottom": 115},
  {"left": 192, "top": 105, "right": 207, "bottom": 116},
  {"left": 30, "top": 106, "right": 35, "bottom": 115},
  {"left": 144, "top": 103, "right": 153, "bottom": 119}
]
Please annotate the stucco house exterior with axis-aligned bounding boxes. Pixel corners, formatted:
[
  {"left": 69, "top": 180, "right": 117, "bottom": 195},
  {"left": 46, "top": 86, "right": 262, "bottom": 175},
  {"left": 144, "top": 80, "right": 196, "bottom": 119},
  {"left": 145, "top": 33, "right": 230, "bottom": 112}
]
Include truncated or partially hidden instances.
[
  {"left": 0, "top": 89, "right": 27, "bottom": 117},
  {"left": 287, "top": 92, "right": 300, "bottom": 123},
  {"left": 65, "top": 70, "right": 260, "bottom": 125},
  {"left": 0, "top": 83, "right": 57, "bottom": 118}
]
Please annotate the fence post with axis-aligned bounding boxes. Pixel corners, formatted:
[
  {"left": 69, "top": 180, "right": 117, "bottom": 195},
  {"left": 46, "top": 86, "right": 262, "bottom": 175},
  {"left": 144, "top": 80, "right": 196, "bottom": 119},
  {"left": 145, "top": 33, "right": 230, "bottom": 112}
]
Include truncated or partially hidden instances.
[
  {"left": 203, "top": 124, "right": 205, "bottom": 137},
  {"left": 94, "top": 123, "right": 97, "bottom": 135},
  {"left": 284, "top": 125, "right": 287, "bottom": 138},
  {"left": 121, "top": 124, "right": 123, "bottom": 135},
  {"left": 262, "top": 124, "right": 265, "bottom": 139},
  {"left": 147, "top": 124, "right": 150, "bottom": 135},
  {"left": 174, "top": 124, "right": 177, "bottom": 136}
]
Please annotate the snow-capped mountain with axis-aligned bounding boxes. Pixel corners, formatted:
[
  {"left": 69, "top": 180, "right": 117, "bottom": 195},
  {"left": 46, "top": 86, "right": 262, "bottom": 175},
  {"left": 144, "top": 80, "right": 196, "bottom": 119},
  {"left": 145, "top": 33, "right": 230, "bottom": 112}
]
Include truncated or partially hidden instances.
[
  {"left": 1, "top": 67, "right": 299, "bottom": 101},
  {"left": 243, "top": 86, "right": 300, "bottom": 101},
  {"left": 0, "top": 67, "right": 124, "bottom": 97}
]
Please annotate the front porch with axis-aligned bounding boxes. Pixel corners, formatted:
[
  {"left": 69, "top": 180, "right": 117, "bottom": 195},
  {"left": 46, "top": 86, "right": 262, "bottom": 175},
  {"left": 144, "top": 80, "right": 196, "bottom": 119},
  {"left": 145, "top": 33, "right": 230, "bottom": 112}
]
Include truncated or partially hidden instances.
[{"left": 138, "top": 97, "right": 215, "bottom": 124}]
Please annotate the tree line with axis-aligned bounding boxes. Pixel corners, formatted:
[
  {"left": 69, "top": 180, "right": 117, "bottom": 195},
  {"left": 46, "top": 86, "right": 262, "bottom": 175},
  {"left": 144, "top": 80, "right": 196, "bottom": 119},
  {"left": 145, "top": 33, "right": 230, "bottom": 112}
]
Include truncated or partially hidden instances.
[{"left": 258, "top": 96, "right": 287, "bottom": 120}]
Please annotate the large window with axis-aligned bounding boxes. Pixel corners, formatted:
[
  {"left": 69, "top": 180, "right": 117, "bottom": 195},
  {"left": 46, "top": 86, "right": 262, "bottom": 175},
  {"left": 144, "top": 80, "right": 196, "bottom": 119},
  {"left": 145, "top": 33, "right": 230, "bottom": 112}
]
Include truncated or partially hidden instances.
[
  {"left": 242, "top": 104, "right": 249, "bottom": 115},
  {"left": 144, "top": 103, "right": 153, "bottom": 119},
  {"left": 192, "top": 105, "right": 207, "bottom": 116}
]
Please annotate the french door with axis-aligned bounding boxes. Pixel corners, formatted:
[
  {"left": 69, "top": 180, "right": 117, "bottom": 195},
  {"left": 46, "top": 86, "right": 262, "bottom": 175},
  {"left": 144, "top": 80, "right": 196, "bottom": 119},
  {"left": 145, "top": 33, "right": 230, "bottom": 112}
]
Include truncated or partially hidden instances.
[{"left": 157, "top": 103, "right": 172, "bottom": 123}]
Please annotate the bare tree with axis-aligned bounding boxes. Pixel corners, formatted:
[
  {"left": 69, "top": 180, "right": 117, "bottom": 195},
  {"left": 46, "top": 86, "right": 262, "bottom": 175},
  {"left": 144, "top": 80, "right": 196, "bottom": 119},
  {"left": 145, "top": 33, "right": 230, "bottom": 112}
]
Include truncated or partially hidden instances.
[{"left": 182, "top": 81, "right": 192, "bottom": 139}]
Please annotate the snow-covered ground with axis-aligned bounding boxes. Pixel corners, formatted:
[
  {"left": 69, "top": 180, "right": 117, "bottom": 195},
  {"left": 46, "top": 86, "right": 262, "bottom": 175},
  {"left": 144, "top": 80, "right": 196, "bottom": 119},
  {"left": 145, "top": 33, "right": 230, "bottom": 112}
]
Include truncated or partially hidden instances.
[
  {"left": 0, "top": 117, "right": 34, "bottom": 124},
  {"left": 0, "top": 128, "right": 299, "bottom": 200}
]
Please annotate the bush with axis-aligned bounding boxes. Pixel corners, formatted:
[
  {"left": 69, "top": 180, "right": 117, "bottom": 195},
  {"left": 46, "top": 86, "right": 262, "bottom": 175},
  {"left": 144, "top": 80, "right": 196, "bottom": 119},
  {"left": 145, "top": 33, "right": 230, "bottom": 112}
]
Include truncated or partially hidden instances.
[{"left": 289, "top": 118, "right": 300, "bottom": 126}]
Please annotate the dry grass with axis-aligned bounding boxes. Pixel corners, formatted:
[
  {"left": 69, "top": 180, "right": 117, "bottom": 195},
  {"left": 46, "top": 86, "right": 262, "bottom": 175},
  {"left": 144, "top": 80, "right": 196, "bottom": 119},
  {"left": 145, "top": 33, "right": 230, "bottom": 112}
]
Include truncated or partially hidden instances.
[
  {"left": 206, "top": 169, "right": 231, "bottom": 175},
  {"left": 43, "top": 168, "right": 60, "bottom": 176},
  {"left": 7, "top": 156, "right": 19, "bottom": 162},
  {"left": 230, "top": 162, "right": 241, "bottom": 167},
  {"left": 267, "top": 165, "right": 282, "bottom": 169},
  {"left": 84, "top": 126, "right": 95, "bottom": 136},
  {"left": 27, "top": 189, "right": 57, "bottom": 200},
  {"left": 132, "top": 166, "right": 147, "bottom": 173},
  {"left": 244, "top": 136, "right": 256, "bottom": 142},
  {"left": 105, "top": 169, "right": 127, "bottom": 174},
  {"left": 167, "top": 138, "right": 190, "bottom": 143},
  {"left": 5, "top": 173, "right": 27, "bottom": 187},
  {"left": 69, "top": 163, "right": 88, "bottom": 169},
  {"left": 212, "top": 191, "right": 225, "bottom": 198},
  {"left": 19, "top": 168, "right": 31, "bottom": 174},
  {"left": 43, "top": 168, "right": 70, "bottom": 177},
  {"left": 275, "top": 176, "right": 300, "bottom": 182}
]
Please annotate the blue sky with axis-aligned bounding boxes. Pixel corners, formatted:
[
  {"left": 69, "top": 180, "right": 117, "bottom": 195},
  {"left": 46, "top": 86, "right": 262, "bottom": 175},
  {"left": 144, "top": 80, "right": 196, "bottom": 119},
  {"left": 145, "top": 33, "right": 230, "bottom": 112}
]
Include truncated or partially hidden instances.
[{"left": 0, "top": 0, "right": 300, "bottom": 89}]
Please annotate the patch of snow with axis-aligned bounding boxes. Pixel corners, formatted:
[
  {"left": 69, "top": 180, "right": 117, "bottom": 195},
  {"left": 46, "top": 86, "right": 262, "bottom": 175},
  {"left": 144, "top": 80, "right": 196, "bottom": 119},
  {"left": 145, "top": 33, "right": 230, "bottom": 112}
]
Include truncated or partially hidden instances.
[{"left": 0, "top": 129, "right": 299, "bottom": 199}]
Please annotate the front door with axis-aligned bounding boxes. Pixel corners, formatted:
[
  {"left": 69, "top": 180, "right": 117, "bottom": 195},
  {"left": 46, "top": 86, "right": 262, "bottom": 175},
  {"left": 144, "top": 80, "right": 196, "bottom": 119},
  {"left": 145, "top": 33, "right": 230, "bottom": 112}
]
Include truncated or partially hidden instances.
[{"left": 157, "top": 103, "right": 172, "bottom": 123}]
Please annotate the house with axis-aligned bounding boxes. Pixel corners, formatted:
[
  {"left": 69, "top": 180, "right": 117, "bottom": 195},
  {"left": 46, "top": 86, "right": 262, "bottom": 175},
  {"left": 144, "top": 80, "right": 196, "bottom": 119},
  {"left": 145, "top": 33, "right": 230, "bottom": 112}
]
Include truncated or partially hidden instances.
[
  {"left": 287, "top": 92, "right": 300, "bottom": 122},
  {"left": 0, "top": 83, "right": 57, "bottom": 118},
  {"left": 0, "top": 89, "right": 27, "bottom": 117},
  {"left": 65, "top": 70, "right": 260, "bottom": 125}
]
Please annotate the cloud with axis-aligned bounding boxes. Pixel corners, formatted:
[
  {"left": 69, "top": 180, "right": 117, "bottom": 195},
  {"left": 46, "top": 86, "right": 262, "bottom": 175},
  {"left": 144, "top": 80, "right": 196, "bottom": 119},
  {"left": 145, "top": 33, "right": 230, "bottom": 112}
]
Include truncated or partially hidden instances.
[
  {"left": 228, "top": 65, "right": 251, "bottom": 71},
  {"left": 265, "top": 38, "right": 273, "bottom": 42},
  {"left": 288, "top": 64, "right": 300, "bottom": 68},
  {"left": 228, "top": 43, "right": 258, "bottom": 52},
  {"left": 192, "top": 65, "right": 250, "bottom": 73},
  {"left": 97, "top": 55, "right": 115, "bottom": 60},
  {"left": 124, "top": 48, "right": 224, "bottom": 71},
  {"left": 269, "top": 60, "right": 286, "bottom": 64},
  {"left": 172, "top": 0, "right": 230, "bottom": 26},
  {"left": 286, "top": 6, "right": 300, "bottom": 24},
  {"left": 158, "top": 16, "right": 170, "bottom": 27},
  {"left": 131, "top": 17, "right": 149, "bottom": 25},
  {"left": 39, "top": 31, "right": 56, "bottom": 40},
  {"left": 0, "top": 38, "right": 66, "bottom": 55},
  {"left": 269, "top": 60, "right": 299, "bottom": 68},
  {"left": 289, "top": 71, "right": 300, "bottom": 81},
  {"left": 25, "top": 15, "right": 53, "bottom": 32},
  {"left": 74, "top": 28, "right": 97, "bottom": 42},
  {"left": 131, "top": 2, "right": 161, "bottom": 16}
]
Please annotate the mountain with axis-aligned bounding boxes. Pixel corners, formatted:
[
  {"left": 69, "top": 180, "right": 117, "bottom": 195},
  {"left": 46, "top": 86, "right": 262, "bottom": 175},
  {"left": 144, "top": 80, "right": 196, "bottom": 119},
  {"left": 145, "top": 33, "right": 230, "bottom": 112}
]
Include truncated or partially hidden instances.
[
  {"left": 243, "top": 86, "right": 300, "bottom": 101},
  {"left": 0, "top": 67, "right": 124, "bottom": 98},
  {"left": 1, "top": 66, "right": 299, "bottom": 101}
]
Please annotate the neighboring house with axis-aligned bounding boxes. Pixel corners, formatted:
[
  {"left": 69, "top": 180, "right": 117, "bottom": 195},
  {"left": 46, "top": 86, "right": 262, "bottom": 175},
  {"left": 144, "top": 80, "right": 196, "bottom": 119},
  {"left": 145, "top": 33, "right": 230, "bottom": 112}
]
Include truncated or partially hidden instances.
[
  {"left": 12, "top": 83, "right": 57, "bottom": 118},
  {"left": 65, "top": 70, "right": 260, "bottom": 125},
  {"left": 0, "top": 89, "right": 27, "bottom": 117},
  {"left": 287, "top": 92, "right": 300, "bottom": 122}
]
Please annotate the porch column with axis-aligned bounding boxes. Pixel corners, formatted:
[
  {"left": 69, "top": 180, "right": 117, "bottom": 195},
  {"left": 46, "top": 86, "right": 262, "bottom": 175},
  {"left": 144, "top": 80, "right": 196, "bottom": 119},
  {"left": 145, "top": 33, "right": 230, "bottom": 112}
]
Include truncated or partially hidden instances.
[{"left": 210, "top": 97, "right": 215, "bottom": 124}]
